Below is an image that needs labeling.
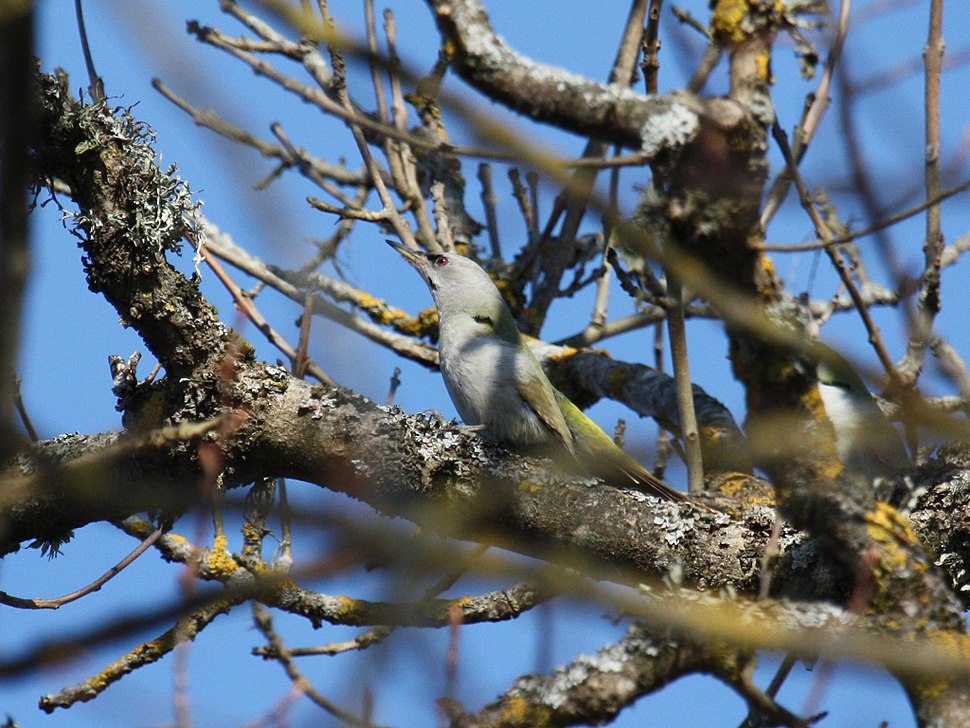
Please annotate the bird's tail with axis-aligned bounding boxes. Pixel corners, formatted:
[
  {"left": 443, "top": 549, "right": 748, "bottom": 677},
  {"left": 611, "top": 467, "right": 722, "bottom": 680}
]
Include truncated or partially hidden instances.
[
  {"left": 553, "top": 389, "right": 710, "bottom": 509},
  {"left": 613, "top": 457, "right": 716, "bottom": 512},
  {"left": 615, "top": 460, "right": 691, "bottom": 502}
]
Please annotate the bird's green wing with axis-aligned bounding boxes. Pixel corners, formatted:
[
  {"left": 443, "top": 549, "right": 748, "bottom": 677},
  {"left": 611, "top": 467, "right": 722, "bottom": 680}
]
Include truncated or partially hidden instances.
[
  {"left": 514, "top": 367, "right": 576, "bottom": 455},
  {"left": 515, "top": 360, "right": 695, "bottom": 505},
  {"left": 554, "top": 391, "right": 691, "bottom": 503}
]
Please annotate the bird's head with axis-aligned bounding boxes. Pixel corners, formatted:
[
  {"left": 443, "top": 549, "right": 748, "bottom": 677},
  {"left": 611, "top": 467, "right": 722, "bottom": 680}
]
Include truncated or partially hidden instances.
[
  {"left": 815, "top": 348, "right": 869, "bottom": 398},
  {"left": 386, "top": 240, "right": 506, "bottom": 319}
]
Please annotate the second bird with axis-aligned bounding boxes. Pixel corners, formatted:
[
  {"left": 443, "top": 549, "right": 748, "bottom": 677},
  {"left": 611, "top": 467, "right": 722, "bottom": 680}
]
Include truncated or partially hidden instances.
[{"left": 387, "top": 240, "right": 690, "bottom": 504}]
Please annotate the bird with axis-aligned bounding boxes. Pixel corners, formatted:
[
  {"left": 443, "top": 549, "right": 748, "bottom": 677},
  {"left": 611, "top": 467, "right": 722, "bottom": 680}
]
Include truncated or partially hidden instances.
[
  {"left": 387, "top": 239, "right": 691, "bottom": 504},
  {"left": 815, "top": 345, "right": 911, "bottom": 480}
]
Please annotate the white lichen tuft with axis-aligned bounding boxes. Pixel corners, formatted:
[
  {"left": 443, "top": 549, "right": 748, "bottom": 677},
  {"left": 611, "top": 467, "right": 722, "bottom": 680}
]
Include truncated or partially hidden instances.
[{"left": 639, "top": 103, "right": 699, "bottom": 158}]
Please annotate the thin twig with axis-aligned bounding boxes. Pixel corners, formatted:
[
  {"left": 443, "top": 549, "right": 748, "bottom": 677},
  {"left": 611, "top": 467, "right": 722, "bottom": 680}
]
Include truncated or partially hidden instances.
[
  {"left": 364, "top": 0, "right": 389, "bottom": 124},
  {"left": 671, "top": 4, "right": 710, "bottom": 38},
  {"left": 74, "top": 0, "right": 104, "bottom": 102},
  {"left": 642, "top": 0, "right": 663, "bottom": 95},
  {"left": 686, "top": 43, "right": 722, "bottom": 94},
  {"left": 385, "top": 367, "right": 402, "bottom": 406},
  {"left": 383, "top": 8, "right": 437, "bottom": 249},
  {"left": 771, "top": 123, "right": 897, "bottom": 382},
  {"left": 0, "top": 527, "right": 163, "bottom": 610},
  {"left": 13, "top": 378, "right": 38, "bottom": 441},
  {"left": 508, "top": 168, "right": 536, "bottom": 243},
  {"left": 335, "top": 76, "right": 423, "bottom": 253},
  {"left": 278, "top": 479, "right": 293, "bottom": 566},
  {"left": 527, "top": 171, "right": 540, "bottom": 230},
  {"left": 153, "top": 78, "right": 372, "bottom": 191},
  {"left": 271, "top": 121, "right": 359, "bottom": 207},
  {"left": 899, "top": 0, "right": 945, "bottom": 385},
  {"left": 757, "top": 177, "right": 970, "bottom": 251},
  {"left": 523, "top": 0, "right": 648, "bottom": 332},
  {"left": 760, "top": 0, "right": 852, "bottom": 229},
  {"left": 262, "top": 545, "right": 493, "bottom": 659},
  {"left": 252, "top": 603, "right": 387, "bottom": 727},
  {"left": 930, "top": 338, "right": 970, "bottom": 401},
  {"left": 651, "top": 321, "right": 675, "bottom": 477},
  {"left": 201, "top": 222, "right": 437, "bottom": 366},
  {"left": 430, "top": 181, "right": 456, "bottom": 251},
  {"left": 666, "top": 272, "right": 703, "bottom": 492},
  {"left": 478, "top": 163, "right": 501, "bottom": 258},
  {"left": 570, "top": 144, "right": 626, "bottom": 353},
  {"left": 38, "top": 599, "right": 238, "bottom": 712},
  {"left": 294, "top": 285, "right": 315, "bottom": 380},
  {"left": 733, "top": 664, "right": 811, "bottom": 728},
  {"left": 199, "top": 244, "right": 336, "bottom": 386}
]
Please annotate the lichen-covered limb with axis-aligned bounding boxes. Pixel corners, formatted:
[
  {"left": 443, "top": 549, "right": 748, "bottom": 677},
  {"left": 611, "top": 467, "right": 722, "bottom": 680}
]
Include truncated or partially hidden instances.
[
  {"left": 119, "top": 517, "right": 558, "bottom": 629},
  {"left": 449, "top": 620, "right": 808, "bottom": 728},
  {"left": 9, "top": 372, "right": 970, "bottom": 603},
  {"left": 0, "top": 422, "right": 220, "bottom": 557},
  {"left": 448, "top": 623, "right": 720, "bottom": 727},
  {"left": 424, "top": 0, "right": 744, "bottom": 154},
  {"left": 38, "top": 598, "right": 238, "bottom": 712},
  {"left": 6, "top": 399, "right": 970, "bottom": 715},
  {"left": 0, "top": 371, "right": 758, "bottom": 588},
  {"left": 448, "top": 583, "right": 970, "bottom": 728},
  {"left": 32, "top": 71, "right": 228, "bottom": 379}
]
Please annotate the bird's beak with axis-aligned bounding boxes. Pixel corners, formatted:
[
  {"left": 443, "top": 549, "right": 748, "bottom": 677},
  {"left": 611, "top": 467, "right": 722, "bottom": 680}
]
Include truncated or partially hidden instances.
[{"left": 385, "top": 239, "right": 427, "bottom": 271}]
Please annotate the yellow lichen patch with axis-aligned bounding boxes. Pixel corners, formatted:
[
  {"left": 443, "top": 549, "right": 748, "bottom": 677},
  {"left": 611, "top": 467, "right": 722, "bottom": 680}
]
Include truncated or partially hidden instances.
[
  {"left": 906, "top": 629, "right": 970, "bottom": 700},
  {"left": 866, "top": 502, "right": 921, "bottom": 552},
  {"left": 449, "top": 595, "right": 474, "bottom": 618},
  {"left": 711, "top": 471, "right": 775, "bottom": 507},
  {"left": 335, "top": 594, "right": 361, "bottom": 620},
  {"left": 864, "top": 502, "right": 927, "bottom": 613},
  {"left": 354, "top": 290, "right": 385, "bottom": 311},
  {"left": 388, "top": 307, "right": 438, "bottom": 337},
  {"left": 710, "top": 0, "right": 751, "bottom": 46},
  {"left": 88, "top": 643, "right": 163, "bottom": 691},
  {"left": 756, "top": 251, "right": 777, "bottom": 278},
  {"left": 865, "top": 520, "right": 913, "bottom": 579},
  {"left": 375, "top": 305, "right": 416, "bottom": 327},
  {"left": 500, "top": 695, "right": 552, "bottom": 727},
  {"left": 205, "top": 534, "right": 239, "bottom": 577},
  {"left": 756, "top": 49, "right": 773, "bottom": 82},
  {"left": 518, "top": 480, "right": 542, "bottom": 494},
  {"left": 803, "top": 382, "right": 829, "bottom": 424},
  {"left": 240, "top": 521, "right": 266, "bottom": 555}
]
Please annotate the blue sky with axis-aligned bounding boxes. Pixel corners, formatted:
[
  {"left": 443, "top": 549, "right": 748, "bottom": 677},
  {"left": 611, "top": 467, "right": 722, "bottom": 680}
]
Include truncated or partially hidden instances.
[{"left": 3, "top": 1, "right": 969, "bottom": 725}]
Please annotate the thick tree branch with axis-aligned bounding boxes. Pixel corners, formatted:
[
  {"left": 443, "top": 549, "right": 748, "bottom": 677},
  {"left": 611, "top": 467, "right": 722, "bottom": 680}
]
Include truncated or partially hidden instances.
[
  {"left": 448, "top": 623, "right": 734, "bottom": 727},
  {"left": 7, "top": 367, "right": 970, "bottom": 608},
  {"left": 424, "top": 0, "right": 749, "bottom": 158}
]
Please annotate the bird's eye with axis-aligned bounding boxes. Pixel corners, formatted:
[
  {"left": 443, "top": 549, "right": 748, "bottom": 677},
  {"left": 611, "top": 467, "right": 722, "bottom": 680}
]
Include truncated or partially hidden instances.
[{"left": 433, "top": 255, "right": 450, "bottom": 268}]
